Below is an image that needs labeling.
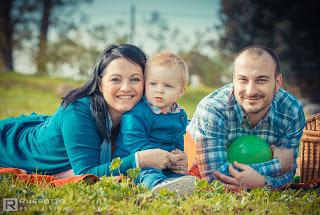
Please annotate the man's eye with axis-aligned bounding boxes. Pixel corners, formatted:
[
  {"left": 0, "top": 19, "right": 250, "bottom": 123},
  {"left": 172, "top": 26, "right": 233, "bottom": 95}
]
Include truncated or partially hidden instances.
[{"left": 257, "top": 79, "right": 267, "bottom": 83}]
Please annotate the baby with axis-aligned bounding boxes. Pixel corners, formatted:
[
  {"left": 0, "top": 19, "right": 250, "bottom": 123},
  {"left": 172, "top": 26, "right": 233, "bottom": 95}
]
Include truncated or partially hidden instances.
[{"left": 113, "top": 51, "right": 196, "bottom": 194}]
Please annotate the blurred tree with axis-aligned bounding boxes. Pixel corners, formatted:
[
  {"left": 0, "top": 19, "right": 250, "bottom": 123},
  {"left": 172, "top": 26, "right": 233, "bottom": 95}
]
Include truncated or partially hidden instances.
[
  {"left": 0, "top": 0, "right": 38, "bottom": 72},
  {"left": 143, "top": 11, "right": 227, "bottom": 88},
  {"left": 36, "top": 0, "right": 53, "bottom": 75},
  {"left": 0, "top": 0, "right": 14, "bottom": 71},
  {"left": 218, "top": 0, "right": 320, "bottom": 102},
  {"left": 36, "top": 0, "right": 92, "bottom": 75},
  {"left": 144, "top": 11, "right": 170, "bottom": 52},
  {"left": 46, "top": 20, "right": 129, "bottom": 79},
  {"left": 180, "top": 50, "right": 224, "bottom": 87},
  {"left": 0, "top": 0, "right": 91, "bottom": 75},
  {"left": 46, "top": 36, "right": 99, "bottom": 79}
]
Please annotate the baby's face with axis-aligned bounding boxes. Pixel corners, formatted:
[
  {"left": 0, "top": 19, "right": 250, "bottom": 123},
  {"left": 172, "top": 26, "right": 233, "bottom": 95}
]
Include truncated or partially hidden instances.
[{"left": 145, "top": 66, "right": 185, "bottom": 111}]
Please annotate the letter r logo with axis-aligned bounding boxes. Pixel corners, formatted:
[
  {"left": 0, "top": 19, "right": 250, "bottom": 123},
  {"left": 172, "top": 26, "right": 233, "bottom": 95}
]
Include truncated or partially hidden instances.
[{"left": 3, "top": 198, "right": 18, "bottom": 211}]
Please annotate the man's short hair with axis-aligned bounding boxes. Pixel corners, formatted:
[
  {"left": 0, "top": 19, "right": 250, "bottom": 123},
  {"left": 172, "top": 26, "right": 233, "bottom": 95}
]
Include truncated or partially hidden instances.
[{"left": 235, "top": 45, "right": 281, "bottom": 75}]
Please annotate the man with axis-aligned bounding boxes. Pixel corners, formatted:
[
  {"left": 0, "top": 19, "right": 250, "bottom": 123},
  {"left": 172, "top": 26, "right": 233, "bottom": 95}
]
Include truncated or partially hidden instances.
[{"left": 187, "top": 45, "right": 305, "bottom": 189}]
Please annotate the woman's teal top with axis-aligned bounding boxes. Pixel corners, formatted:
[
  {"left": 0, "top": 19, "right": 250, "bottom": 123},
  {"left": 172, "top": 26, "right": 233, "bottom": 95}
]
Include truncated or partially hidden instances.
[{"left": 0, "top": 97, "right": 136, "bottom": 176}]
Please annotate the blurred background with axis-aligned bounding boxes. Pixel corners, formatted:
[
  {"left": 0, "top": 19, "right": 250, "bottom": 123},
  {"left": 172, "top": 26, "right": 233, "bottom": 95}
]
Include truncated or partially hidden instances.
[{"left": 1, "top": 0, "right": 320, "bottom": 118}]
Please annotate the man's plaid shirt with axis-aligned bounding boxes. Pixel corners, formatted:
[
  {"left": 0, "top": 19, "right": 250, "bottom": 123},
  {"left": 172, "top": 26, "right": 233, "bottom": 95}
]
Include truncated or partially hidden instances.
[{"left": 187, "top": 84, "right": 305, "bottom": 188}]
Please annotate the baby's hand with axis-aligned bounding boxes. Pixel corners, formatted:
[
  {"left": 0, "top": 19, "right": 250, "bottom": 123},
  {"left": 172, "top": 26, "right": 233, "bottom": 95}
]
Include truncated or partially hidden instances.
[
  {"left": 171, "top": 149, "right": 182, "bottom": 154},
  {"left": 168, "top": 149, "right": 188, "bottom": 174}
]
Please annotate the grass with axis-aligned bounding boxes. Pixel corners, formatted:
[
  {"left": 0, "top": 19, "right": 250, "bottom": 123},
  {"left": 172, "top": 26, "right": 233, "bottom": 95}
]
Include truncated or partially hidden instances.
[
  {"left": 0, "top": 72, "right": 211, "bottom": 119},
  {"left": 0, "top": 72, "right": 82, "bottom": 119},
  {"left": 0, "top": 72, "right": 320, "bottom": 214},
  {"left": 1, "top": 174, "right": 319, "bottom": 214}
]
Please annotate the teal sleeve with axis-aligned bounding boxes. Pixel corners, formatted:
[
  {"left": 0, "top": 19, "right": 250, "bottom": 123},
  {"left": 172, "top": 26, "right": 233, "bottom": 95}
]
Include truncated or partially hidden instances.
[
  {"left": 119, "top": 109, "right": 151, "bottom": 153},
  {"left": 111, "top": 153, "right": 137, "bottom": 176},
  {"left": 61, "top": 99, "right": 136, "bottom": 177}
]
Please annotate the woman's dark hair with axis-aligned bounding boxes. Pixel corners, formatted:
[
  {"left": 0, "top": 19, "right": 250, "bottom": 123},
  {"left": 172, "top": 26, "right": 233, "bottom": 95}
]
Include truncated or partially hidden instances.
[{"left": 62, "top": 44, "right": 147, "bottom": 140}]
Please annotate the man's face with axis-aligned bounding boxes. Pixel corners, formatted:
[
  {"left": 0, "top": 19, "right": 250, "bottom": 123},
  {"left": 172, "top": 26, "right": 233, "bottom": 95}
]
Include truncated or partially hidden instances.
[{"left": 233, "top": 52, "right": 282, "bottom": 117}]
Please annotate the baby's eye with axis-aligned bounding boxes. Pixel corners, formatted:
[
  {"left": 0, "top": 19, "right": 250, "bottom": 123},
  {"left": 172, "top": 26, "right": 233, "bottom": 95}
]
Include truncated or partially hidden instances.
[
  {"left": 149, "top": 82, "right": 157, "bottom": 86},
  {"left": 165, "top": 84, "right": 174, "bottom": 88}
]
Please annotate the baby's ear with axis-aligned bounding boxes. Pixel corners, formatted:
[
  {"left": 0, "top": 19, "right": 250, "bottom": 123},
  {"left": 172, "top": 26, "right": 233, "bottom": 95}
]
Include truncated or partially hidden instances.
[{"left": 180, "top": 86, "right": 186, "bottom": 97}]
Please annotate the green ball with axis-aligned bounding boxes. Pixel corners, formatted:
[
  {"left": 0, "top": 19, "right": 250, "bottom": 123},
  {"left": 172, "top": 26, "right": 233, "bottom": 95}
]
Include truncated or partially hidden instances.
[
  {"left": 292, "top": 176, "right": 301, "bottom": 184},
  {"left": 227, "top": 135, "right": 272, "bottom": 164}
]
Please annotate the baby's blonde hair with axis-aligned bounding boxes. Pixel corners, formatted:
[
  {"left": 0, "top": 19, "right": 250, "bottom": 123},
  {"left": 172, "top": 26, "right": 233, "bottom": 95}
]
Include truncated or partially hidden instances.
[{"left": 146, "top": 51, "right": 189, "bottom": 87}]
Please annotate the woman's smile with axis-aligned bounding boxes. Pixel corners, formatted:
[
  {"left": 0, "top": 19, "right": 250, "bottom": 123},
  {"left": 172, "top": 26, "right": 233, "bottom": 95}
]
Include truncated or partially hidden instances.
[{"left": 117, "top": 95, "right": 135, "bottom": 100}]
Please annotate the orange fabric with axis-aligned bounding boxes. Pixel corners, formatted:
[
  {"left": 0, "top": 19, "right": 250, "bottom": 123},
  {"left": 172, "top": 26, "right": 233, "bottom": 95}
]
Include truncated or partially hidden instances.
[
  {"left": 0, "top": 167, "right": 99, "bottom": 187},
  {"left": 0, "top": 167, "right": 25, "bottom": 174},
  {"left": 16, "top": 174, "right": 56, "bottom": 184},
  {"left": 51, "top": 174, "right": 99, "bottom": 187},
  {"left": 184, "top": 132, "right": 197, "bottom": 170},
  {"left": 188, "top": 164, "right": 201, "bottom": 178}
]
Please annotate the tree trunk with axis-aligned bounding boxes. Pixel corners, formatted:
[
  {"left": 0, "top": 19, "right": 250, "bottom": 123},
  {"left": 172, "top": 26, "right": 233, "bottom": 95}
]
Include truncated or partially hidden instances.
[
  {"left": 36, "top": 0, "right": 53, "bottom": 75},
  {"left": 0, "top": 0, "right": 14, "bottom": 72}
]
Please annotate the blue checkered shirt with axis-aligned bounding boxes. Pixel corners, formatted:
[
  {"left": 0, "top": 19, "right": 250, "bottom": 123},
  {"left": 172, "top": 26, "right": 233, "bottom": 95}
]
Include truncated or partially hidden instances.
[{"left": 187, "top": 84, "right": 305, "bottom": 188}]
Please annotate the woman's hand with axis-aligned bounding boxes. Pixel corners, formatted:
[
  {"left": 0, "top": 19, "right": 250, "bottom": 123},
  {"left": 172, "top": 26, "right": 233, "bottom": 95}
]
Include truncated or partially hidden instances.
[
  {"left": 213, "top": 161, "right": 266, "bottom": 189},
  {"left": 167, "top": 149, "right": 188, "bottom": 174},
  {"left": 137, "top": 149, "right": 179, "bottom": 170}
]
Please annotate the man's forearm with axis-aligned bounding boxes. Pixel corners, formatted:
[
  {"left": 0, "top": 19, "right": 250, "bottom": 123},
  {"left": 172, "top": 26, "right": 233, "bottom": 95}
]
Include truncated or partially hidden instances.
[{"left": 264, "top": 164, "right": 296, "bottom": 188}]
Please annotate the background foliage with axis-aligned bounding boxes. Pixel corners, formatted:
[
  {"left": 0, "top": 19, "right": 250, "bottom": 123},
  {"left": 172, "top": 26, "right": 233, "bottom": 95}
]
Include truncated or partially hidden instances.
[
  {"left": 217, "top": 0, "right": 320, "bottom": 102},
  {"left": 2, "top": 0, "right": 319, "bottom": 104}
]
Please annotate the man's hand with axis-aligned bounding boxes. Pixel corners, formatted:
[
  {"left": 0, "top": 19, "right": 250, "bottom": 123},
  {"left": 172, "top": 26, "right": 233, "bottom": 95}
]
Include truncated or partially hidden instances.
[
  {"left": 271, "top": 145, "right": 294, "bottom": 173},
  {"left": 213, "top": 161, "right": 266, "bottom": 189}
]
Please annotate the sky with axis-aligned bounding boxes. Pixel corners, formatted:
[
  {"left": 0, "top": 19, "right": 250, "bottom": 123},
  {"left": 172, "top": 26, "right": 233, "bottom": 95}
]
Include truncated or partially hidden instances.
[
  {"left": 81, "top": 0, "right": 221, "bottom": 54},
  {"left": 16, "top": 0, "right": 221, "bottom": 74}
]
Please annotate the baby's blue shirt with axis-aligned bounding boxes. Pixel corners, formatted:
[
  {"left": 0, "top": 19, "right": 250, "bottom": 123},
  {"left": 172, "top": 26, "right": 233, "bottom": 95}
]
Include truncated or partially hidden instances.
[{"left": 113, "top": 99, "right": 188, "bottom": 159}]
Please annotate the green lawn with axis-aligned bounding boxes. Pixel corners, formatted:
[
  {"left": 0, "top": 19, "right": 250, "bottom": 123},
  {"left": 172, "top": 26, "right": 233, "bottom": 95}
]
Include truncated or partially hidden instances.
[
  {"left": 0, "top": 72, "right": 319, "bottom": 214},
  {"left": 0, "top": 72, "right": 211, "bottom": 119}
]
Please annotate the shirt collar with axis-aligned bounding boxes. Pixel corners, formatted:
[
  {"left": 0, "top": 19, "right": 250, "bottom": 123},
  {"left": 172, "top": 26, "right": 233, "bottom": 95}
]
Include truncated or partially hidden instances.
[{"left": 143, "top": 96, "right": 181, "bottom": 114}]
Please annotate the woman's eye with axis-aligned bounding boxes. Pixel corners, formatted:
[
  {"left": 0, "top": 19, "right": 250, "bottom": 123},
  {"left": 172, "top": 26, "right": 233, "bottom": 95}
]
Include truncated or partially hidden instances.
[
  {"left": 110, "top": 78, "right": 121, "bottom": 83},
  {"left": 238, "top": 78, "right": 248, "bottom": 83},
  {"left": 130, "top": 78, "right": 141, "bottom": 83}
]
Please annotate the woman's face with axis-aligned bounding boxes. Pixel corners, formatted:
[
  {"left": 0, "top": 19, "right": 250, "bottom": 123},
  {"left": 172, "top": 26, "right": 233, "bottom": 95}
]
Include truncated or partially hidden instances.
[{"left": 100, "top": 58, "right": 144, "bottom": 122}]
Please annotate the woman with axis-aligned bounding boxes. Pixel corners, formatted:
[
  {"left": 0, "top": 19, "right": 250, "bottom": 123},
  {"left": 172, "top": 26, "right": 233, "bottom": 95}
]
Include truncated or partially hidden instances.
[{"left": 0, "top": 44, "right": 187, "bottom": 178}]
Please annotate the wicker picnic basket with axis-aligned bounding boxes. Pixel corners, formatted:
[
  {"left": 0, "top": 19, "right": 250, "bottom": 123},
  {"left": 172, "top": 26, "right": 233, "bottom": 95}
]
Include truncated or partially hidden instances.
[{"left": 299, "top": 113, "right": 320, "bottom": 183}]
